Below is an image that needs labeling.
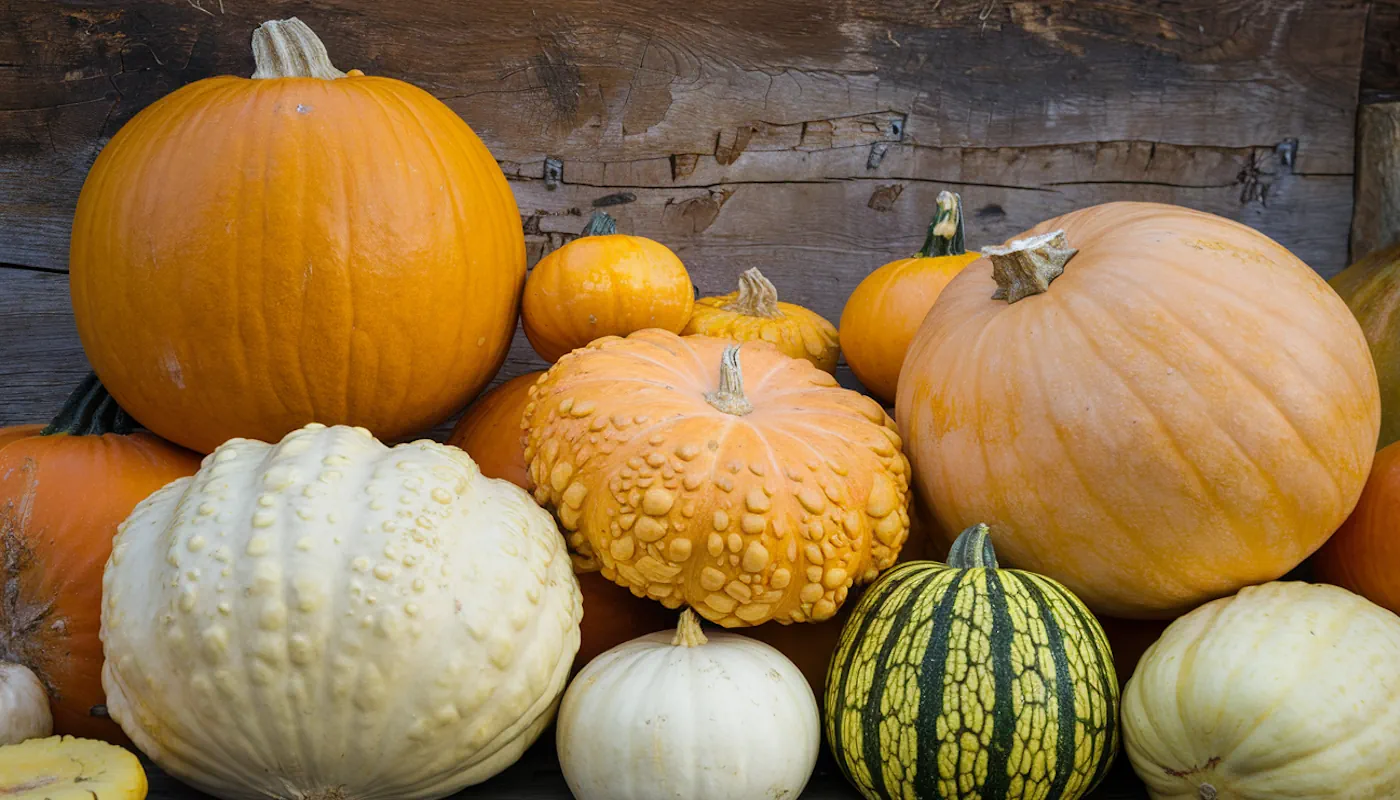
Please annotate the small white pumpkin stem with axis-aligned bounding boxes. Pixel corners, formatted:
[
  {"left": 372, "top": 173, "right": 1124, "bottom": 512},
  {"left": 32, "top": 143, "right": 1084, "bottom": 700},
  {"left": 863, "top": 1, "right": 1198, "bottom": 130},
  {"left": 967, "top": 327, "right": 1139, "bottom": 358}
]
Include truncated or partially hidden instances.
[
  {"left": 722, "top": 268, "right": 783, "bottom": 319},
  {"left": 704, "top": 346, "right": 754, "bottom": 416},
  {"left": 671, "top": 608, "right": 708, "bottom": 647},
  {"left": 252, "top": 18, "right": 348, "bottom": 80},
  {"left": 0, "top": 662, "right": 53, "bottom": 746},
  {"left": 985, "top": 229, "right": 1078, "bottom": 304},
  {"left": 1198, "top": 784, "right": 1217, "bottom": 800}
]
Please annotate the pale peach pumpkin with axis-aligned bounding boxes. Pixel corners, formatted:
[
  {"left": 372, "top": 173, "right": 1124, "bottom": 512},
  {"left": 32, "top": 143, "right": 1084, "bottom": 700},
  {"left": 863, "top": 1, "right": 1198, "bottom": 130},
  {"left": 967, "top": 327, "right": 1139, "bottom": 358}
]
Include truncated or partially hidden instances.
[
  {"left": 897, "top": 202, "right": 1380, "bottom": 618},
  {"left": 524, "top": 330, "right": 911, "bottom": 627},
  {"left": 69, "top": 19, "right": 525, "bottom": 453}
]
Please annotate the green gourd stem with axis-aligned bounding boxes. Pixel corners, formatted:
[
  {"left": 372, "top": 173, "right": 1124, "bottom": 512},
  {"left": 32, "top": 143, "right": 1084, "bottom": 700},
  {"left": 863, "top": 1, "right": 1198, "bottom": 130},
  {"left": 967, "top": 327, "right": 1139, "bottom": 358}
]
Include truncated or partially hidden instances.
[
  {"left": 581, "top": 211, "right": 618, "bottom": 237},
  {"left": 721, "top": 268, "right": 782, "bottom": 318},
  {"left": 986, "top": 229, "right": 1078, "bottom": 304},
  {"left": 251, "top": 18, "right": 347, "bottom": 80},
  {"left": 41, "top": 373, "right": 138, "bottom": 436},
  {"left": 947, "top": 523, "right": 999, "bottom": 569},
  {"left": 704, "top": 346, "right": 754, "bottom": 416},
  {"left": 671, "top": 608, "right": 709, "bottom": 647},
  {"left": 917, "top": 190, "right": 967, "bottom": 258}
]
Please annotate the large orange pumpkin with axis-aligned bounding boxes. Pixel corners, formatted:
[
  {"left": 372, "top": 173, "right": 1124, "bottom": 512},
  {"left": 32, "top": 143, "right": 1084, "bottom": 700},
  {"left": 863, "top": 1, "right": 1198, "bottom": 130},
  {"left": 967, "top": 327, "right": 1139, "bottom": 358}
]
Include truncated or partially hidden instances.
[
  {"left": 69, "top": 18, "right": 525, "bottom": 454},
  {"left": 0, "top": 375, "right": 201, "bottom": 741},
  {"left": 1315, "top": 440, "right": 1400, "bottom": 614},
  {"left": 524, "top": 330, "right": 911, "bottom": 627},
  {"left": 840, "top": 191, "right": 981, "bottom": 404},
  {"left": 897, "top": 202, "right": 1380, "bottom": 618},
  {"left": 1329, "top": 243, "right": 1400, "bottom": 449},
  {"left": 446, "top": 369, "right": 672, "bottom": 671}
]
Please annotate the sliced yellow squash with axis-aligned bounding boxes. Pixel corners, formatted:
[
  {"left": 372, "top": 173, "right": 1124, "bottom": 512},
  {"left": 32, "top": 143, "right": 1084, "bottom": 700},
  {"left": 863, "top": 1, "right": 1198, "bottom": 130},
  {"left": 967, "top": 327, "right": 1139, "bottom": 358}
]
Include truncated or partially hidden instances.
[{"left": 0, "top": 735, "right": 147, "bottom": 799}]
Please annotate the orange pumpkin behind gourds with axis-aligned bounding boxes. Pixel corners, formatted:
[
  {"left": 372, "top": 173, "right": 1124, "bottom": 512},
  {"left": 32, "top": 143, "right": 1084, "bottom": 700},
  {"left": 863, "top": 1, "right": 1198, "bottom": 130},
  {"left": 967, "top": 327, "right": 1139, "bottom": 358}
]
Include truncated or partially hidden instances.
[
  {"left": 69, "top": 18, "right": 525, "bottom": 454},
  {"left": 523, "top": 330, "right": 911, "bottom": 627},
  {"left": 522, "top": 212, "right": 694, "bottom": 363},
  {"left": 0, "top": 375, "right": 201, "bottom": 742},
  {"left": 897, "top": 202, "right": 1379, "bottom": 618},
  {"left": 1315, "top": 440, "right": 1400, "bottom": 614},
  {"left": 447, "top": 370, "right": 672, "bottom": 671},
  {"left": 683, "top": 268, "right": 840, "bottom": 372},
  {"left": 1329, "top": 244, "right": 1400, "bottom": 449},
  {"left": 840, "top": 191, "right": 981, "bottom": 404}
]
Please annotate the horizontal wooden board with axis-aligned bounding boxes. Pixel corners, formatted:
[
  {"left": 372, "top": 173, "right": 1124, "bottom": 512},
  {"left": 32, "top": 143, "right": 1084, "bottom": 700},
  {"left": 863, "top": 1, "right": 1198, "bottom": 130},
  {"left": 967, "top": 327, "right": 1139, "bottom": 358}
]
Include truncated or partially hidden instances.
[{"left": 0, "top": 0, "right": 1369, "bottom": 275}]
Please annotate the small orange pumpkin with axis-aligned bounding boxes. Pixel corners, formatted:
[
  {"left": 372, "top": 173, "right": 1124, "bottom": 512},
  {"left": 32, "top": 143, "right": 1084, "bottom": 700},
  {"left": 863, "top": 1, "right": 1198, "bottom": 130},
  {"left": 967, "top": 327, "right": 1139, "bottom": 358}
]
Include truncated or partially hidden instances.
[
  {"left": 446, "top": 369, "right": 672, "bottom": 671},
  {"left": 840, "top": 191, "right": 981, "bottom": 404},
  {"left": 897, "top": 202, "right": 1379, "bottom": 618},
  {"left": 683, "top": 268, "right": 840, "bottom": 372},
  {"left": 523, "top": 330, "right": 911, "bottom": 627},
  {"left": 69, "top": 18, "right": 525, "bottom": 454},
  {"left": 0, "top": 374, "right": 201, "bottom": 742},
  {"left": 1314, "top": 440, "right": 1400, "bottom": 614},
  {"left": 522, "top": 212, "right": 694, "bottom": 363}
]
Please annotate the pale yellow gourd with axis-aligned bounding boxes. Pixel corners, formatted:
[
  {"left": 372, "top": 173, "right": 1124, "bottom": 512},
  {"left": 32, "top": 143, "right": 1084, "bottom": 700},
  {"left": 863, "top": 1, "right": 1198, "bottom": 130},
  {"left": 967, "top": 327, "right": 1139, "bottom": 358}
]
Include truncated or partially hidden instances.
[
  {"left": 0, "top": 735, "right": 147, "bottom": 799},
  {"left": 101, "top": 424, "right": 582, "bottom": 800},
  {"left": 1124, "top": 582, "right": 1400, "bottom": 799}
]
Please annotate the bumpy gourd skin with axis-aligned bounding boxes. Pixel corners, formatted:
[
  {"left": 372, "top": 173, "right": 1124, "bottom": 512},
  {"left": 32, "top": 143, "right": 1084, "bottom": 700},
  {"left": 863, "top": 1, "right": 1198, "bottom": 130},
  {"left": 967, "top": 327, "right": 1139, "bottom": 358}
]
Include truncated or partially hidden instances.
[
  {"left": 524, "top": 330, "right": 911, "bottom": 628},
  {"left": 101, "top": 424, "right": 581, "bottom": 800}
]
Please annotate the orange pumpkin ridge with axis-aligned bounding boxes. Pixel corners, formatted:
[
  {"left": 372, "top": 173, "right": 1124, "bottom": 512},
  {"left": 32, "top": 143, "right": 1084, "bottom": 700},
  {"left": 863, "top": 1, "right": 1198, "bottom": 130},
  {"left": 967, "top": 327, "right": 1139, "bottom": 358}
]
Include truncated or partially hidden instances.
[
  {"left": 0, "top": 373, "right": 201, "bottom": 743},
  {"left": 523, "top": 211, "right": 694, "bottom": 363},
  {"left": 896, "top": 201, "right": 1380, "bottom": 618},
  {"left": 70, "top": 18, "right": 525, "bottom": 454},
  {"left": 839, "top": 191, "right": 981, "bottom": 404}
]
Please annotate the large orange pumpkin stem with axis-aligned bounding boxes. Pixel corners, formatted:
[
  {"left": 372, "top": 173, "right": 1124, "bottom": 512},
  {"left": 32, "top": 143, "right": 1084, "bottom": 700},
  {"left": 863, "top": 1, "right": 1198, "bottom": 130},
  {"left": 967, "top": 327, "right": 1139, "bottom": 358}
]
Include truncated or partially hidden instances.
[
  {"left": 704, "top": 345, "right": 754, "bottom": 416},
  {"left": 917, "top": 190, "right": 967, "bottom": 258},
  {"left": 251, "top": 18, "right": 348, "bottom": 80},
  {"left": 722, "top": 268, "right": 782, "bottom": 319},
  {"left": 670, "top": 608, "right": 709, "bottom": 647},
  {"left": 986, "top": 229, "right": 1078, "bottom": 303},
  {"left": 40, "top": 373, "right": 137, "bottom": 437}
]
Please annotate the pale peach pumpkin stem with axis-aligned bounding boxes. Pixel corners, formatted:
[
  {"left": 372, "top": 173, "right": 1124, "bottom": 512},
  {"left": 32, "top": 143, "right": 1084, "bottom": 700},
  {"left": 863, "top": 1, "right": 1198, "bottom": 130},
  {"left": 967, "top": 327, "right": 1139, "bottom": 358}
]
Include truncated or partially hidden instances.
[
  {"left": 723, "top": 268, "right": 783, "bottom": 319},
  {"left": 670, "top": 608, "right": 709, "bottom": 647},
  {"left": 985, "top": 229, "right": 1078, "bottom": 303},
  {"left": 704, "top": 346, "right": 754, "bottom": 416},
  {"left": 252, "top": 18, "right": 348, "bottom": 80}
]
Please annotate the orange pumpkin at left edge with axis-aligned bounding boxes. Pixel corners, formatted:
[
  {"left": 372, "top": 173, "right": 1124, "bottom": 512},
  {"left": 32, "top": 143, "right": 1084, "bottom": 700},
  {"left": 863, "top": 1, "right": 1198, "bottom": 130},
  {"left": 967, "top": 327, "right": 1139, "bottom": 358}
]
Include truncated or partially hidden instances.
[
  {"left": 448, "top": 371, "right": 673, "bottom": 671},
  {"left": 0, "top": 374, "right": 201, "bottom": 742},
  {"left": 69, "top": 18, "right": 526, "bottom": 454}
]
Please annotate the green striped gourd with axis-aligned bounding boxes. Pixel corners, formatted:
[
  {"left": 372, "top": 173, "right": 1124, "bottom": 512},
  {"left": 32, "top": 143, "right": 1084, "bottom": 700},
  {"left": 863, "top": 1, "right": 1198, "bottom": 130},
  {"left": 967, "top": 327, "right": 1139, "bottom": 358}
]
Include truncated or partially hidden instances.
[{"left": 824, "top": 524, "right": 1119, "bottom": 800}]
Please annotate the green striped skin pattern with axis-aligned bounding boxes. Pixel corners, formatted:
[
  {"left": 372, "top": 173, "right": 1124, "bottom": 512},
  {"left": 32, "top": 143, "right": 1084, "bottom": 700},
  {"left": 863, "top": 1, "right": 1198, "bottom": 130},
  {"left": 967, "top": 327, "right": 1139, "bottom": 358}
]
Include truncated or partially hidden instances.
[{"left": 824, "top": 526, "right": 1119, "bottom": 800}]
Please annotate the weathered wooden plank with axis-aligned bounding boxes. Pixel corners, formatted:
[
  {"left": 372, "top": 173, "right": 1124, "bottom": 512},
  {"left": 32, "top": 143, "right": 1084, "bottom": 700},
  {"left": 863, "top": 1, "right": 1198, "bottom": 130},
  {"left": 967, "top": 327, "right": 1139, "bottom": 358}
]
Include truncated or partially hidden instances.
[
  {"left": 1363, "top": 0, "right": 1400, "bottom": 103},
  {"left": 0, "top": 0, "right": 1369, "bottom": 274},
  {"left": 1352, "top": 101, "right": 1400, "bottom": 262}
]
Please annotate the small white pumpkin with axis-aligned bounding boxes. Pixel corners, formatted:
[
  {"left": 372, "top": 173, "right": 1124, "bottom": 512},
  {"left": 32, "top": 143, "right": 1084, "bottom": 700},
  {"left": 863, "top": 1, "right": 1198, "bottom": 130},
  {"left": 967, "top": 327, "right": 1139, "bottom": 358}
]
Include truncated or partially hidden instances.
[
  {"left": 557, "top": 608, "right": 819, "bottom": 800},
  {"left": 0, "top": 663, "right": 52, "bottom": 745},
  {"left": 1124, "top": 582, "right": 1400, "bottom": 800},
  {"left": 101, "top": 424, "right": 582, "bottom": 800}
]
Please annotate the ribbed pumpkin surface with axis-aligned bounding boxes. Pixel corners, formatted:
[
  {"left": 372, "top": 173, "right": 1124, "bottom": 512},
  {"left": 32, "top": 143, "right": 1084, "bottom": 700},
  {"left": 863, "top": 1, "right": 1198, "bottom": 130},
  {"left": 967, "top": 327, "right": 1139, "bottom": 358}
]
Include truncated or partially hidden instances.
[{"left": 825, "top": 526, "right": 1118, "bottom": 800}]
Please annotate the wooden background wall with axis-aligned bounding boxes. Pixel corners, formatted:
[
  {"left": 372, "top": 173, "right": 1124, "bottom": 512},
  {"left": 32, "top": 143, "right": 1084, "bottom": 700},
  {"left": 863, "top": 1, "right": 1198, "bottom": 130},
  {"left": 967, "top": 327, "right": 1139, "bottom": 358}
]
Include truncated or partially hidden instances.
[{"left": 0, "top": 0, "right": 1390, "bottom": 432}]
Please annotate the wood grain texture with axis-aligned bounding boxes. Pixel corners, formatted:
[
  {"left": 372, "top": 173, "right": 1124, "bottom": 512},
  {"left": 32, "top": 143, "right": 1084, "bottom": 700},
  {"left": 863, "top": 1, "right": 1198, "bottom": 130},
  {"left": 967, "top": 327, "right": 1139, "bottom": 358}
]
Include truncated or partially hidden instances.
[
  {"left": 1353, "top": 101, "right": 1400, "bottom": 261},
  {"left": 1364, "top": 0, "right": 1400, "bottom": 103},
  {"left": 139, "top": 740, "right": 1151, "bottom": 799}
]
